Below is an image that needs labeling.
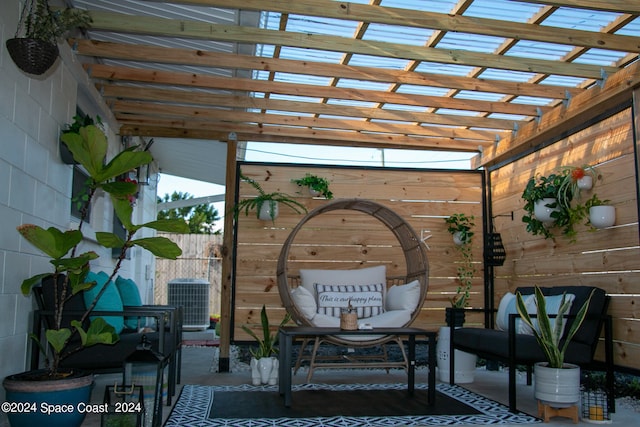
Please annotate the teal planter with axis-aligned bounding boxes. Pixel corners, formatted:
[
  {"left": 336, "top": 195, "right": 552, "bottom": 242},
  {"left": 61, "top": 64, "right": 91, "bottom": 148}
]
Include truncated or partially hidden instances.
[{"left": 3, "top": 370, "right": 93, "bottom": 427}]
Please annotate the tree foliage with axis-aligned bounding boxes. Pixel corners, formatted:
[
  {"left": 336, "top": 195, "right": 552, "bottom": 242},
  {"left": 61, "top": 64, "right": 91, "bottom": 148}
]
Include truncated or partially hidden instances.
[{"left": 157, "top": 191, "right": 221, "bottom": 234}]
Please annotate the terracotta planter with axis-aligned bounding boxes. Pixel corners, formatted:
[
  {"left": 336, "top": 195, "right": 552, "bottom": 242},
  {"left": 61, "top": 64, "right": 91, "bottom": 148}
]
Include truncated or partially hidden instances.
[{"left": 3, "top": 369, "right": 93, "bottom": 427}]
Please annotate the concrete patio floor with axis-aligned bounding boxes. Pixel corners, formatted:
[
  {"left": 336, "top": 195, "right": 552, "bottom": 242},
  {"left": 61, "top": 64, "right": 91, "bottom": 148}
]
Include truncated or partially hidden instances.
[{"left": 79, "top": 330, "right": 637, "bottom": 426}]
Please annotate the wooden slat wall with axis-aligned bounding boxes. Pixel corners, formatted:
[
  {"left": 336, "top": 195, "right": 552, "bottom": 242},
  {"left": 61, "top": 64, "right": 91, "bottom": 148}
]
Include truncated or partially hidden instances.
[
  {"left": 490, "top": 107, "right": 640, "bottom": 370},
  {"left": 233, "top": 163, "right": 484, "bottom": 341}
]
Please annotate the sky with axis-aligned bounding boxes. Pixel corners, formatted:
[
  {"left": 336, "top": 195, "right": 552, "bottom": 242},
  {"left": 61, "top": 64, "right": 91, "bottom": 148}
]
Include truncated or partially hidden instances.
[{"left": 156, "top": 142, "right": 475, "bottom": 230}]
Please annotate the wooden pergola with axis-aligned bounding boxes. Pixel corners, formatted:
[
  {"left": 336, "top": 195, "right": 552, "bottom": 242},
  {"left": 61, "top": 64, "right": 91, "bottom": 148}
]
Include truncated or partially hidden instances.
[{"left": 62, "top": 0, "right": 640, "bottom": 372}]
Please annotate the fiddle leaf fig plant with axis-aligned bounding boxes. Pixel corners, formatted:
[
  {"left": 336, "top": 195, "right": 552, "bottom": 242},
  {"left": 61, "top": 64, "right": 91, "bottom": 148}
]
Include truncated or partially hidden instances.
[{"left": 18, "top": 120, "right": 189, "bottom": 377}]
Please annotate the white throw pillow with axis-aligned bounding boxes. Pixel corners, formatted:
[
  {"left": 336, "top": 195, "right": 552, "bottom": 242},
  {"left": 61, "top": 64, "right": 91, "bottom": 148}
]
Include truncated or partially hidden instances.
[
  {"left": 315, "top": 283, "right": 385, "bottom": 318},
  {"left": 290, "top": 286, "right": 317, "bottom": 321},
  {"left": 496, "top": 292, "right": 535, "bottom": 332},
  {"left": 386, "top": 280, "right": 421, "bottom": 312},
  {"left": 519, "top": 293, "right": 575, "bottom": 336},
  {"left": 299, "top": 265, "right": 386, "bottom": 295}
]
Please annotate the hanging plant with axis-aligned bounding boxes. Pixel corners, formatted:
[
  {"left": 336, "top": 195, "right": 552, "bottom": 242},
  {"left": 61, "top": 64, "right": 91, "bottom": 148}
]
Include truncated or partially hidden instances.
[
  {"left": 234, "top": 172, "right": 307, "bottom": 223},
  {"left": 292, "top": 174, "right": 334, "bottom": 199},
  {"left": 6, "top": 0, "right": 91, "bottom": 75},
  {"left": 444, "top": 214, "right": 475, "bottom": 308},
  {"left": 521, "top": 166, "right": 599, "bottom": 241}
]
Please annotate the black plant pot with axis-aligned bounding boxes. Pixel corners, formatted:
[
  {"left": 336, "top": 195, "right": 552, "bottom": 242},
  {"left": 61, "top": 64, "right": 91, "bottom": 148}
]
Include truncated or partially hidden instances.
[
  {"left": 445, "top": 307, "right": 466, "bottom": 327},
  {"left": 6, "top": 37, "right": 59, "bottom": 75}
]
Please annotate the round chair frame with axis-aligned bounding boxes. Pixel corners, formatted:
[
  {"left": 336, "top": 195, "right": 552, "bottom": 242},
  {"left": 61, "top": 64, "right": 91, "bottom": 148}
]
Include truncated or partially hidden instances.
[{"left": 276, "top": 198, "right": 429, "bottom": 347}]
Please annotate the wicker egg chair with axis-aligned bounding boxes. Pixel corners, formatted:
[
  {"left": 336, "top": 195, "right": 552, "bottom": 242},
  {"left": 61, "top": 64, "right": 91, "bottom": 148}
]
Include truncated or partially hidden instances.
[{"left": 276, "top": 199, "right": 429, "bottom": 377}]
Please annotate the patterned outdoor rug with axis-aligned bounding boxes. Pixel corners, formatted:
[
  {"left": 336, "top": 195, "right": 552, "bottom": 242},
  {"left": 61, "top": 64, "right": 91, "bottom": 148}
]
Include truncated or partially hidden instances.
[{"left": 164, "top": 382, "right": 541, "bottom": 426}]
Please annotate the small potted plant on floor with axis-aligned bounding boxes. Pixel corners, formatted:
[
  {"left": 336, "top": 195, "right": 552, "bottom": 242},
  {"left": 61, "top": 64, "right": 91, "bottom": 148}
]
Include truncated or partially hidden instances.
[
  {"left": 6, "top": 0, "right": 91, "bottom": 75},
  {"left": 242, "top": 305, "right": 291, "bottom": 385},
  {"left": 292, "top": 173, "right": 334, "bottom": 199},
  {"left": 234, "top": 172, "right": 307, "bottom": 222}
]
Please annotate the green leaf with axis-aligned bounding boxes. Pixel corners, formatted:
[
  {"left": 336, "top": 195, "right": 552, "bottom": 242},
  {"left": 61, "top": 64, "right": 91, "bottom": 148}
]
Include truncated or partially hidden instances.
[
  {"left": 132, "top": 237, "right": 182, "bottom": 259},
  {"left": 96, "top": 232, "right": 126, "bottom": 248},
  {"left": 95, "top": 149, "right": 152, "bottom": 183},
  {"left": 102, "top": 180, "right": 138, "bottom": 197},
  {"left": 112, "top": 196, "right": 135, "bottom": 230},
  {"left": 50, "top": 251, "right": 98, "bottom": 272},
  {"left": 72, "top": 319, "right": 119, "bottom": 347},
  {"left": 142, "top": 219, "right": 190, "bottom": 233},
  {"left": 17, "top": 225, "right": 82, "bottom": 259},
  {"left": 46, "top": 328, "right": 72, "bottom": 354},
  {"left": 20, "top": 273, "right": 51, "bottom": 295},
  {"left": 61, "top": 125, "right": 108, "bottom": 177}
]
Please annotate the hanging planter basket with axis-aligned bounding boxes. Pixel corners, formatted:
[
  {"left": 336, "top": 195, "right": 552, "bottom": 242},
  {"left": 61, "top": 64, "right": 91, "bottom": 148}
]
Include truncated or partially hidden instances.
[
  {"left": 485, "top": 232, "right": 506, "bottom": 266},
  {"left": 6, "top": 37, "right": 59, "bottom": 75}
]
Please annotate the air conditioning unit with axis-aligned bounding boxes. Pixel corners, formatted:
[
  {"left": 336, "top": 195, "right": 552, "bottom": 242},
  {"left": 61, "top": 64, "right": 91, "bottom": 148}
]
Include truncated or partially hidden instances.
[{"left": 168, "top": 278, "right": 210, "bottom": 331}]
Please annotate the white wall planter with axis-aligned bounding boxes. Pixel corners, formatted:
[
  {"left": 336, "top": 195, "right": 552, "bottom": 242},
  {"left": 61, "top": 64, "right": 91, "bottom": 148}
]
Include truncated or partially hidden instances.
[
  {"left": 534, "top": 362, "right": 581, "bottom": 406},
  {"left": 589, "top": 206, "right": 615, "bottom": 229},
  {"left": 436, "top": 326, "right": 477, "bottom": 384},
  {"left": 258, "top": 201, "right": 279, "bottom": 221},
  {"left": 250, "top": 357, "right": 279, "bottom": 385},
  {"left": 452, "top": 231, "right": 466, "bottom": 246},
  {"left": 534, "top": 198, "right": 559, "bottom": 223},
  {"left": 577, "top": 175, "right": 593, "bottom": 190}
]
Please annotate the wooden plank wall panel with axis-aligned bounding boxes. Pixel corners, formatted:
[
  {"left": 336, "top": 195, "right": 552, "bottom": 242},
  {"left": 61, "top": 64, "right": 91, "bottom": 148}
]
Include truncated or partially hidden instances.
[
  {"left": 233, "top": 163, "right": 484, "bottom": 341},
  {"left": 490, "top": 108, "right": 640, "bottom": 371}
]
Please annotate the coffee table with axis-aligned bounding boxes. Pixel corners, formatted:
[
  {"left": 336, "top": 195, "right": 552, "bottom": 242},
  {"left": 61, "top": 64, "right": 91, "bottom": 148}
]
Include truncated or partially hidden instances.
[{"left": 278, "top": 326, "right": 436, "bottom": 407}]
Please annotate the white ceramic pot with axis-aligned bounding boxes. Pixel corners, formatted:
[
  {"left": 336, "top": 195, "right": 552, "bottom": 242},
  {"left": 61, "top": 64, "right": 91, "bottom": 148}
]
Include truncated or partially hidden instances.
[
  {"left": 258, "top": 201, "right": 279, "bottom": 221},
  {"left": 534, "top": 198, "right": 559, "bottom": 223},
  {"left": 452, "top": 231, "right": 467, "bottom": 246},
  {"left": 534, "top": 362, "right": 581, "bottom": 406},
  {"left": 589, "top": 206, "right": 615, "bottom": 229},
  {"left": 577, "top": 175, "right": 593, "bottom": 190},
  {"left": 250, "top": 357, "right": 279, "bottom": 385},
  {"left": 436, "top": 326, "right": 477, "bottom": 384},
  {"left": 308, "top": 186, "right": 321, "bottom": 197}
]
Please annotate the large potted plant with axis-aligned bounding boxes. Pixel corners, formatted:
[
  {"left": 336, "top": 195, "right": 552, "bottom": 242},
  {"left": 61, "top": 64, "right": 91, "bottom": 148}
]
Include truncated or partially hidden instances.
[
  {"left": 241, "top": 305, "right": 291, "bottom": 385},
  {"left": 234, "top": 172, "right": 307, "bottom": 223},
  {"left": 2, "top": 121, "right": 188, "bottom": 427},
  {"left": 292, "top": 173, "right": 334, "bottom": 199},
  {"left": 516, "top": 286, "right": 595, "bottom": 407},
  {"left": 6, "top": 0, "right": 91, "bottom": 75}
]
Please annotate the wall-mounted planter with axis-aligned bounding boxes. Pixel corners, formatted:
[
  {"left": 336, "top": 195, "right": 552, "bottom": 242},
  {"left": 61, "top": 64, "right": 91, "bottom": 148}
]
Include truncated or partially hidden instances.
[
  {"left": 577, "top": 175, "right": 593, "bottom": 190},
  {"left": 534, "top": 198, "right": 559, "bottom": 223},
  {"left": 589, "top": 205, "right": 615, "bottom": 228},
  {"left": 258, "top": 201, "right": 279, "bottom": 221}
]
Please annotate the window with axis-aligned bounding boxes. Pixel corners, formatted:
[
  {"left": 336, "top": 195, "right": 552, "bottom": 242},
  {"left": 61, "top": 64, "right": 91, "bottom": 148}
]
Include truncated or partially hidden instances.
[{"left": 71, "top": 166, "right": 91, "bottom": 221}]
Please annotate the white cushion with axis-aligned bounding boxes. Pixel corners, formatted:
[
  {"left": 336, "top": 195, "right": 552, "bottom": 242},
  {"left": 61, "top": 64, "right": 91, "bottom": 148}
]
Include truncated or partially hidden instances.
[
  {"left": 496, "top": 292, "right": 533, "bottom": 332},
  {"left": 315, "top": 283, "right": 384, "bottom": 318},
  {"left": 386, "top": 280, "right": 421, "bottom": 312},
  {"left": 290, "top": 286, "right": 317, "bottom": 321},
  {"left": 310, "top": 313, "right": 340, "bottom": 327},
  {"left": 299, "top": 265, "right": 386, "bottom": 295},
  {"left": 520, "top": 293, "right": 575, "bottom": 336}
]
